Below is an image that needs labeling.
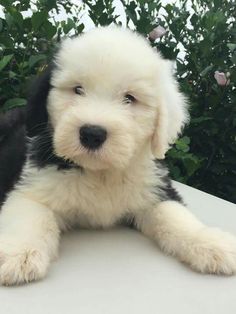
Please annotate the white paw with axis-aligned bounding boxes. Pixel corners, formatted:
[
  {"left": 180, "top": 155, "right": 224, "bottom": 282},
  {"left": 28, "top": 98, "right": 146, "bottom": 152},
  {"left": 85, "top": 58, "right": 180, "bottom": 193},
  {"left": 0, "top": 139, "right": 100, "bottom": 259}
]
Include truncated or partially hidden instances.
[
  {"left": 0, "top": 239, "right": 50, "bottom": 286},
  {"left": 184, "top": 228, "right": 236, "bottom": 275}
]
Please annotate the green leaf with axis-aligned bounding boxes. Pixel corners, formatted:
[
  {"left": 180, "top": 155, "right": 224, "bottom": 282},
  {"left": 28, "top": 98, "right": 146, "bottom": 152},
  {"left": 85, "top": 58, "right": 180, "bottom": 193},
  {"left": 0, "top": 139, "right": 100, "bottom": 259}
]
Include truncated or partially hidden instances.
[
  {"left": 9, "top": 70, "right": 16, "bottom": 78},
  {"left": 11, "top": 10, "right": 23, "bottom": 28},
  {"left": 175, "top": 136, "right": 190, "bottom": 152},
  {"left": 181, "top": 136, "right": 190, "bottom": 144},
  {"left": 39, "top": 0, "right": 57, "bottom": 11},
  {"left": 0, "top": 54, "right": 13, "bottom": 71},
  {"left": 76, "top": 23, "right": 85, "bottom": 34},
  {"left": 63, "top": 18, "right": 75, "bottom": 34},
  {"left": 200, "top": 65, "right": 213, "bottom": 77},
  {"left": 43, "top": 21, "right": 57, "bottom": 39},
  {"left": 32, "top": 11, "right": 48, "bottom": 30},
  {"left": 0, "top": 0, "right": 15, "bottom": 7},
  {"left": 2, "top": 98, "right": 27, "bottom": 111},
  {"left": 170, "top": 165, "right": 181, "bottom": 179},
  {"left": 190, "top": 13, "right": 198, "bottom": 26},
  {"left": 182, "top": 156, "right": 201, "bottom": 176},
  {"left": 191, "top": 117, "right": 213, "bottom": 124},
  {"left": 28, "top": 54, "right": 46, "bottom": 68},
  {"left": 231, "top": 52, "right": 236, "bottom": 65},
  {"left": 227, "top": 43, "right": 236, "bottom": 52},
  {"left": 5, "top": 13, "right": 14, "bottom": 28}
]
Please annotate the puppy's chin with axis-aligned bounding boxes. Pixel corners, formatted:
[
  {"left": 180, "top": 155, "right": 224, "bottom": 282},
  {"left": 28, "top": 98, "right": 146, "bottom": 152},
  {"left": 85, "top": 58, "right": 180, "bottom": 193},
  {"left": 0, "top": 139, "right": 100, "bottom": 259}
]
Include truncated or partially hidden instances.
[
  {"left": 54, "top": 149, "right": 134, "bottom": 171},
  {"left": 72, "top": 155, "right": 129, "bottom": 171},
  {"left": 53, "top": 138, "right": 136, "bottom": 171}
]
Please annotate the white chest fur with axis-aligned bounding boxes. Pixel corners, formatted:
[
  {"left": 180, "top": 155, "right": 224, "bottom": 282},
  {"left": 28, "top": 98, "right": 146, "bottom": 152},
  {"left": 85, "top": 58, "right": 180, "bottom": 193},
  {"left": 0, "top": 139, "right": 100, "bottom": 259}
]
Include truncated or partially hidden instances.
[{"left": 17, "top": 161, "right": 158, "bottom": 229}]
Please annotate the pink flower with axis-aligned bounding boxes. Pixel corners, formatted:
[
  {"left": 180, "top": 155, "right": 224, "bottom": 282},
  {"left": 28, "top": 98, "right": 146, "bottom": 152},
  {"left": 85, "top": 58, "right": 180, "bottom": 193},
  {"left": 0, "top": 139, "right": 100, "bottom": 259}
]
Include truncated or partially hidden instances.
[
  {"left": 149, "top": 26, "right": 167, "bottom": 41},
  {"left": 214, "top": 71, "right": 230, "bottom": 86}
]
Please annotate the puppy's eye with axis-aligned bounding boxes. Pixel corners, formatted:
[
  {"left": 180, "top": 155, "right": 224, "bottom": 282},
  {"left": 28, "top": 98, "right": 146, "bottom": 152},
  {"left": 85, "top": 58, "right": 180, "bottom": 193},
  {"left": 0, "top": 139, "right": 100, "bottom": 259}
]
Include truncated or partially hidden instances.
[
  {"left": 74, "top": 86, "right": 84, "bottom": 95},
  {"left": 123, "top": 94, "right": 136, "bottom": 104}
]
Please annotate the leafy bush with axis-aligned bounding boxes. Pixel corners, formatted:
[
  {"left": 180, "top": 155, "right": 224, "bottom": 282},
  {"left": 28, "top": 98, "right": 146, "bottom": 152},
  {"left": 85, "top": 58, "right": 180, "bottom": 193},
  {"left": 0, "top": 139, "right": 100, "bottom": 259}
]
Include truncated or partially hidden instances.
[{"left": 0, "top": 0, "right": 235, "bottom": 202}]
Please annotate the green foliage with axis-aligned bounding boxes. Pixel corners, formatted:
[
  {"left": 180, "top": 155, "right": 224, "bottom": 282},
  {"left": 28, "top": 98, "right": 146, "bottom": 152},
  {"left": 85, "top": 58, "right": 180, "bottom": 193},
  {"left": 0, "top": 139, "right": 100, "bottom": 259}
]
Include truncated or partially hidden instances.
[
  {"left": 0, "top": 0, "right": 235, "bottom": 202},
  {"left": 160, "top": 0, "right": 236, "bottom": 203},
  {"left": 0, "top": 0, "right": 84, "bottom": 110}
]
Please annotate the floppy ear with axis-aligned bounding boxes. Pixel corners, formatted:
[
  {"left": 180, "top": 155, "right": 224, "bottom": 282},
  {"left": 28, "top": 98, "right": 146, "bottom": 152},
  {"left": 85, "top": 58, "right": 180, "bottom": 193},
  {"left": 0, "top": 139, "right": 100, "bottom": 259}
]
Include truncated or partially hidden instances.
[
  {"left": 26, "top": 64, "right": 53, "bottom": 137},
  {"left": 151, "top": 60, "right": 189, "bottom": 159}
]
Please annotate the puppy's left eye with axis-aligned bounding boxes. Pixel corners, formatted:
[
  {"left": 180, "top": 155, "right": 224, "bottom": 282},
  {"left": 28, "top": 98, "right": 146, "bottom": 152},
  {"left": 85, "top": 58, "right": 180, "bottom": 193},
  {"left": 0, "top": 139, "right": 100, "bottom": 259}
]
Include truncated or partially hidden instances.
[
  {"left": 123, "top": 94, "right": 136, "bottom": 104},
  {"left": 74, "top": 86, "right": 84, "bottom": 95}
]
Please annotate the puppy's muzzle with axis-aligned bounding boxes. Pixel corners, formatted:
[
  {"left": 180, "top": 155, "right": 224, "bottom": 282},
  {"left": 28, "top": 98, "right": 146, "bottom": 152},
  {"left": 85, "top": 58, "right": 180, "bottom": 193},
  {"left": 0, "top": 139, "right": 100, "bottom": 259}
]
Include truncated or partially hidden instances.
[{"left": 79, "top": 124, "right": 107, "bottom": 150}]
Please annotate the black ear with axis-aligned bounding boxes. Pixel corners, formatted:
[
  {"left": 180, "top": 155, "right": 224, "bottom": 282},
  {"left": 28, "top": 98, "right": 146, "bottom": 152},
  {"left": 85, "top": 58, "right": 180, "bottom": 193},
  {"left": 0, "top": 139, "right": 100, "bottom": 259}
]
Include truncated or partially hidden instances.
[{"left": 26, "top": 64, "right": 54, "bottom": 137}]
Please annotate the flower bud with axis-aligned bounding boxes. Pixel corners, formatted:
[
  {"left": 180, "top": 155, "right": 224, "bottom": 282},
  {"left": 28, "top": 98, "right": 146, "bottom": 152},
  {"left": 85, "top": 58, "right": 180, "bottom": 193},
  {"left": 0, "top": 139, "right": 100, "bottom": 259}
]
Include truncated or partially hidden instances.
[
  {"left": 149, "top": 26, "right": 167, "bottom": 40},
  {"left": 214, "top": 71, "right": 230, "bottom": 86}
]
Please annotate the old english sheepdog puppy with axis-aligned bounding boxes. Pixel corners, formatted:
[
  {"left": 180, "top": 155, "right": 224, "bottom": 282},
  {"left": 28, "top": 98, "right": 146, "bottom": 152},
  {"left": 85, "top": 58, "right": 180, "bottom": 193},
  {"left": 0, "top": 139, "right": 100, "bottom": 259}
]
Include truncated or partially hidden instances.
[{"left": 0, "top": 26, "right": 236, "bottom": 285}]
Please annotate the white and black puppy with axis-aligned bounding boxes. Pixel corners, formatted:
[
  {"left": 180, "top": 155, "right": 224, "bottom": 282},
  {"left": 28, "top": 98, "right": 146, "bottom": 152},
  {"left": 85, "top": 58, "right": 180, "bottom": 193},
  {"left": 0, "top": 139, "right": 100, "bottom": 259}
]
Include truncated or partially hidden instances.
[{"left": 0, "top": 27, "right": 236, "bottom": 285}]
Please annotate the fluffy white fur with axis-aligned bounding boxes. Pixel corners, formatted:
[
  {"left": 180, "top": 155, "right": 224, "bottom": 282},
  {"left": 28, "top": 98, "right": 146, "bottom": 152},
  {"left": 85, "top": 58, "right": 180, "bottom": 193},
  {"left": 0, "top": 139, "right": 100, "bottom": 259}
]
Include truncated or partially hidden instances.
[{"left": 0, "top": 26, "right": 236, "bottom": 285}]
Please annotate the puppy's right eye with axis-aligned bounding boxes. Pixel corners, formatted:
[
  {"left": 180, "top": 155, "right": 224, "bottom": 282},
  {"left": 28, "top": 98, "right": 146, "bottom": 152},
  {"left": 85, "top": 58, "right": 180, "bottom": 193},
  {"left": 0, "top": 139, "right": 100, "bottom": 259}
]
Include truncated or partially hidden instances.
[
  {"left": 123, "top": 94, "right": 136, "bottom": 104},
  {"left": 74, "top": 86, "right": 84, "bottom": 95}
]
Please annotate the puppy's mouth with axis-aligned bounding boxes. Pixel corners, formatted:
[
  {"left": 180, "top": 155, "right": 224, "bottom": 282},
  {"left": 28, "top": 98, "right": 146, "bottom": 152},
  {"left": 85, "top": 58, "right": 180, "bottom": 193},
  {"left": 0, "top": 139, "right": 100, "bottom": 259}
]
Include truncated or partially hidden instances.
[{"left": 54, "top": 140, "right": 112, "bottom": 171}]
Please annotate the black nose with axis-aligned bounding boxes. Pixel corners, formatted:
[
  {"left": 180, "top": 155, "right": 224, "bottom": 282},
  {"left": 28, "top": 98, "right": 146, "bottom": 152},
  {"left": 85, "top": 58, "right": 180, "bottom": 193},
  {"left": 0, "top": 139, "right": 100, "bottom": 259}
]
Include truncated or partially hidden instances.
[{"left": 79, "top": 124, "right": 107, "bottom": 150}]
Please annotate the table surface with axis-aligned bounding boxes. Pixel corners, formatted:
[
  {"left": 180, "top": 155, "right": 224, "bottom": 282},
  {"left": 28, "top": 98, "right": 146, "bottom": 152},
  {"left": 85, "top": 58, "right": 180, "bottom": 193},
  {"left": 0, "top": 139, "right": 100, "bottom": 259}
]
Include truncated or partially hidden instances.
[{"left": 1, "top": 182, "right": 236, "bottom": 314}]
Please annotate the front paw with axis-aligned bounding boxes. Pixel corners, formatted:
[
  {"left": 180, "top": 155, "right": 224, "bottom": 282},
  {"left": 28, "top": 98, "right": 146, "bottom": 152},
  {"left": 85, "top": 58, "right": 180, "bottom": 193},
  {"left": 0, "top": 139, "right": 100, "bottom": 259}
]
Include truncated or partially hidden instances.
[
  {"left": 184, "top": 228, "right": 236, "bottom": 275},
  {"left": 0, "top": 240, "right": 50, "bottom": 286}
]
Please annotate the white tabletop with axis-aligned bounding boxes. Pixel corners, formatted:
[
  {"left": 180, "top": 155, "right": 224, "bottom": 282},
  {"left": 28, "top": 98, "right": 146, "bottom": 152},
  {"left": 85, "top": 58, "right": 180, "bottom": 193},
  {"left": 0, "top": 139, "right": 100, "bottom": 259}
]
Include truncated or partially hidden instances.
[{"left": 1, "top": 182, "right": 236, "bottom": 314}]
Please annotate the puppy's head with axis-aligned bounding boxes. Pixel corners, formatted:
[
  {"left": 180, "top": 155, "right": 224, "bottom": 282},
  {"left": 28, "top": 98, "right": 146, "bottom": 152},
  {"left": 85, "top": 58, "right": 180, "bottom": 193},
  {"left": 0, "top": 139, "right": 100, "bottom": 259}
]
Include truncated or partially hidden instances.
[{"left": 27, "top": 27, "right": 188, "bottom": 171}]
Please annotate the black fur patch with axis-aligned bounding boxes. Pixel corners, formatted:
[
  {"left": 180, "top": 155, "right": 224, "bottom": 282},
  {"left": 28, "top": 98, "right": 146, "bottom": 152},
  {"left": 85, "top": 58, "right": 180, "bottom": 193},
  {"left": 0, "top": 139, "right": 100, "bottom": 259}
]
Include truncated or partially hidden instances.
[
  {"left": 159, "top": 175, "right": 184, "bottom": 204},
  {"left": 155, "top": 160, "right": 184, "bottom": 204},
  {"left": 28, "top": 126, "right": 82, "bottom": 171},
  {"left": 0, "top": 65, "right": 82, "bottom": 207},
  {"left": 26, "top": 65, "right": 53, "bottom": 137},
  {"left": 0, "top": 108, "right": 27, "bottom": 205},
  {"left": 26, "top": 65, "right": 82, "bottom": 171},
  {"left": 120, "top": 214, "right": 136, "bottom": 229}
]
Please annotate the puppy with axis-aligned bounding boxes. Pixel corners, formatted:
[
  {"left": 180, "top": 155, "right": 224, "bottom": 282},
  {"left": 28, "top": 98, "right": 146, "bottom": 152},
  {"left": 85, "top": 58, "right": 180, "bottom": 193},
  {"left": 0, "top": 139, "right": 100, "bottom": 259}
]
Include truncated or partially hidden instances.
[{"left": 0, "top": 26, "right": 236, "bottom": 285}]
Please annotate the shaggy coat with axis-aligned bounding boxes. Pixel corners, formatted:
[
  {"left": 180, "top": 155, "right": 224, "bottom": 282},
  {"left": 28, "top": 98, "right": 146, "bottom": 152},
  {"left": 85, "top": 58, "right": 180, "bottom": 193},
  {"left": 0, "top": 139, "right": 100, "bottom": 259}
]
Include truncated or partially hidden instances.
[{"left": 0, "top": 27, "right": 236, "bottom": 285}]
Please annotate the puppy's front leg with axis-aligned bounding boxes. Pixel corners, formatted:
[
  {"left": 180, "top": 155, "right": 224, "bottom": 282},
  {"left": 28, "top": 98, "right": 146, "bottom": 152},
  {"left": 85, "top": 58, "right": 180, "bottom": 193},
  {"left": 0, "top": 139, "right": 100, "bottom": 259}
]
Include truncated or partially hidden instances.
[
  {"left": 135, "top": 201, "right": 236, "bottom": 275},
  {"left": 0, "top": 192, "right": 60, "bottom": 285}
]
